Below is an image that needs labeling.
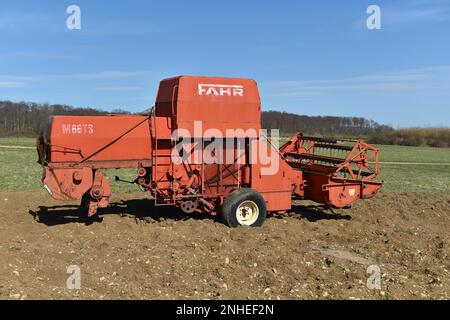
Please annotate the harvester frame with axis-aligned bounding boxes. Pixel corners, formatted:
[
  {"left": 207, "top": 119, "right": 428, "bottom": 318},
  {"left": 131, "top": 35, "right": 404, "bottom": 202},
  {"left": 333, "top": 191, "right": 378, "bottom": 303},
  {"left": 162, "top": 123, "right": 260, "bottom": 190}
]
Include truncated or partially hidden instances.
[{"left": 37, "top": 76, "right": 383, "bottom": 227}]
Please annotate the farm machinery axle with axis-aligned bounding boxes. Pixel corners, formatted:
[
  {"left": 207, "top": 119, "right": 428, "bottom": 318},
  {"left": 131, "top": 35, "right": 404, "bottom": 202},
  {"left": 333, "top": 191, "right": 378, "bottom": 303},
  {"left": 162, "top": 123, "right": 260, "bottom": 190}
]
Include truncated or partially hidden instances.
[{"left": 36, "top": 76, "right": 383, "bottom": 227}]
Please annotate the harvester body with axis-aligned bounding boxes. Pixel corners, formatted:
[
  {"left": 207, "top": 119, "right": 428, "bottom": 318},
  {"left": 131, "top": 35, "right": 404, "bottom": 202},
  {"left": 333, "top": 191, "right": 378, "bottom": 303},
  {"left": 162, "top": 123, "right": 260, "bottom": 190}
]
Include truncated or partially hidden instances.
[{"left": 37, "top": 76, "right": 382, "bottom": 226}]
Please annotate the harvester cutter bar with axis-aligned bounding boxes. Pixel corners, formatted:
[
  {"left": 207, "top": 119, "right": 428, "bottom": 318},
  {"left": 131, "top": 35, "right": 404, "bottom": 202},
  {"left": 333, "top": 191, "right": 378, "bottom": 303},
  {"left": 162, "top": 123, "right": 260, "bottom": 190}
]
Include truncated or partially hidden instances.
[
  {"left": 284, "top": 152, "right": 360, "bottom": 165},
  {"left": 299, "top": 135, "right": 337, "bottom": 144},
  {"left": 313, "top": 143, "right": 354, "bottom": 151}
]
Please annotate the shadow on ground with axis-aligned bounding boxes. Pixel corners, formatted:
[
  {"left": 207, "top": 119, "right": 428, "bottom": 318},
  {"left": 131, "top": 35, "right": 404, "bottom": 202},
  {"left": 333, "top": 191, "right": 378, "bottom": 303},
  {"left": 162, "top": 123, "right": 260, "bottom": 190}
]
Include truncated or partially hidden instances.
[
  {"left": 29, "top": 198, "right": 208, "bottom": 226},
  {"left": 289, "top": 204, "right": 352, "bottom": 222},
  {"left": 29, "top": 199, "right": 351, "bottom": 226}
]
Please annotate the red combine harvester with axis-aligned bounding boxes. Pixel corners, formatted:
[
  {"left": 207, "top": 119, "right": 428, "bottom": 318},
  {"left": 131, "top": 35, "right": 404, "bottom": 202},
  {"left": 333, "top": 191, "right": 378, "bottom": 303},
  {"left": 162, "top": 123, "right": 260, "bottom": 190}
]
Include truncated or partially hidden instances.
[{"left": 37, "top": 76, "right": 382, "bottom": 227}]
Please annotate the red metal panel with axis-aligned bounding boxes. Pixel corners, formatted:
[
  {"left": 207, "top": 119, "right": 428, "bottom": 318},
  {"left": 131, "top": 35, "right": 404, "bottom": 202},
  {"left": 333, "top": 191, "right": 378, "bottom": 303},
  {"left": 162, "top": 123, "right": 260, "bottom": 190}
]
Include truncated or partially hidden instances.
[
  {"left": 155, "top": 77, "right": 180, "bottom": 117},
  {"left": 251, "top": 152, "right": 295, "bottom": 212},
  {"left": 48, "top": 115, "right": 151, "bottom": 162},
  {"left": 156, "top": 76, "right": 261, "bottom": 135}
]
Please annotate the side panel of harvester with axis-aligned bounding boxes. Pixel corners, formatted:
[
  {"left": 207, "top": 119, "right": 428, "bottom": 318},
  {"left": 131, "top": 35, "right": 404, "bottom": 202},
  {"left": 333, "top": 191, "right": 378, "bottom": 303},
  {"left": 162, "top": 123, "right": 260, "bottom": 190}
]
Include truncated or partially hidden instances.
[
  {"left": 251, "top": 156, "right": 300, "bottom": 212},
  {"left": 44, "top": 115, "right": 151, "bottom": 163},
  {"left": 38, "top": 115, "right": 152, "bottom": 215}
]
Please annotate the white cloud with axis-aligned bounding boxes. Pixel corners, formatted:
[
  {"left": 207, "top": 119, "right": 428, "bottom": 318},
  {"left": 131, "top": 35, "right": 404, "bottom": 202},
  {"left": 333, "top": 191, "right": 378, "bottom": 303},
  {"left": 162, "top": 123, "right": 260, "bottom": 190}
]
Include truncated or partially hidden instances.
[
  {"left": 384, "top": 6, "right": 450, "bottom": 24},
  {"left": 86, "top": 20, "right": 177, "bottom": 36},
  {"left": 0, "top": 69, "right": 157, "bottom": 90},
  {"left": 0, "top": 52, "right": 78, "bottom": 60},
  {"left": 94, "top": 86, "right": 145, "bottom": 91},
  {"left": 58, "top": 70, "right": 153, "bottom": 80},
  {"left": 0, "top": 81, "right": 28, "bottom": 88},
  {"left": 379, "top": 0, "right": 450, "bottom": 27},
  {"left": 0, "top": 69, "right": 156, "bottom": 84},
  {"left": 354, "top": 1, "right": 450, "bottom": 28},
  {"left": 0, "top": 12, "right": 57, "bottom": 30},
  {"left": 263, "top": 66, "right": 450, "bottom": 99}
]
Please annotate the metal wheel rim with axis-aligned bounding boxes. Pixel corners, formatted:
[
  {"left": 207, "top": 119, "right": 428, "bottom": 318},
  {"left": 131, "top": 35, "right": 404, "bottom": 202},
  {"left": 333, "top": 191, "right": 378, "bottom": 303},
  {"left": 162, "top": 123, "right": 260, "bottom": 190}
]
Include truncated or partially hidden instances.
[
  {"left": 236, "top": 200, "right": 259, "bottom": 226},
  {"left": 180, "top": 200, "right": 197, "bottom": 214}
]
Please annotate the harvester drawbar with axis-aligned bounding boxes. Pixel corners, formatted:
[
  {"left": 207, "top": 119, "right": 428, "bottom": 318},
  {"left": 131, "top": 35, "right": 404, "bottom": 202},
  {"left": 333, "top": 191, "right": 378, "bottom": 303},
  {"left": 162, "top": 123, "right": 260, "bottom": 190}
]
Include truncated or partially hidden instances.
[{"left": 37, "top": 76, "right": 383, "bottom": 227}]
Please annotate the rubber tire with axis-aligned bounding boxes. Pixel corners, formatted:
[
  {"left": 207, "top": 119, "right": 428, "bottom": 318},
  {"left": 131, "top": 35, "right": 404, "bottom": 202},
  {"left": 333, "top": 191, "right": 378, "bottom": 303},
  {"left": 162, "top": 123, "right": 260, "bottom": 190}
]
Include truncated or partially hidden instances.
[{"left": 221, "top": 188, "right": 267, "bottom": 228}]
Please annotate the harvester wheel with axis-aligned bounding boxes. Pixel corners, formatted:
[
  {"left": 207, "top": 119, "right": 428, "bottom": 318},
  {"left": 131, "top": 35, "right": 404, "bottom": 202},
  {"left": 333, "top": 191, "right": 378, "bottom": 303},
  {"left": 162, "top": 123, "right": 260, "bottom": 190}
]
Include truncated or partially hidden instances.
[{"left": 221, "top": 189, "right": 266, "bottom": 227}]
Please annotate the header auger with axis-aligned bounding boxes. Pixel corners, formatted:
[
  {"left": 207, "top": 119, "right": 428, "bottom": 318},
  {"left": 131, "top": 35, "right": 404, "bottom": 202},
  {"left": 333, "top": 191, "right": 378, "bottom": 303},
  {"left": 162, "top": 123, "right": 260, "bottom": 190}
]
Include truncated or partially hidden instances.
[{"left": 37, "top": 76, "right": 383, "bottom": 227}]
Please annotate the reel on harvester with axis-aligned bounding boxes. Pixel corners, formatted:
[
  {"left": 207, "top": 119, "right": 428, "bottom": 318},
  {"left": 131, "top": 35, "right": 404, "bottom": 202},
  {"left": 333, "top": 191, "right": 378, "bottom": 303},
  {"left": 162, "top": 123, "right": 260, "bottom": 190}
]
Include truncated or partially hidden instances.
[
  {"left": 280, "top": 133, "right": 382, "bottom": 208},
  {"left": 280, "top": 134, "right": 379, "bottom": 180}
]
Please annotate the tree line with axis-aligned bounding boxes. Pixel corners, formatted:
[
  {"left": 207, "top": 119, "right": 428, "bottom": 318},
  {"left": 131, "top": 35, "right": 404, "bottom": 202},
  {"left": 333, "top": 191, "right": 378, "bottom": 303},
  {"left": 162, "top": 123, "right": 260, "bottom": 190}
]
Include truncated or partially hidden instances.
[
  {"left": 0, "top": 100, "right": 388, "bottom": 137},
  {"left": 261, "top": 110, "right": 391, "bottom": 136},
  {"left": 1, "top": 100, "right": 448, "bottom": 147},
  {"left": 0, "top": 101, "right": 130, "bottom": 136}
]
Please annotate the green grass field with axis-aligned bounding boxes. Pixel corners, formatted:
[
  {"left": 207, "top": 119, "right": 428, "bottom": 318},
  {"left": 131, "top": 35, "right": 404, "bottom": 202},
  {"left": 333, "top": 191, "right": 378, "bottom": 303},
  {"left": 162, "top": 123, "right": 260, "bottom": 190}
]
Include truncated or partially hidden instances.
[
  {"left": 378, "top": 144, "right": 450, "bottom": 163},
  {"left": 0, "top": 137, "right": 36, "bottom": 147},
  {"left": 0, "top": 137, "right": 449, "bottom": 193},
  {"left": 376, "top": 145, "right": 450, "bottom": 193},
  {"left": 0, "top": 137, "right": 140, "bottom": 192}
]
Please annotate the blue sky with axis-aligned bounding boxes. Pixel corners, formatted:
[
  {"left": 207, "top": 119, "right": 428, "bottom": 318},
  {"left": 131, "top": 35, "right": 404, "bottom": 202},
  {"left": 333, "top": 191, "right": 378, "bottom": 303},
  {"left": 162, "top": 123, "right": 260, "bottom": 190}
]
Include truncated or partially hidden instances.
[{"left": 1, "top": 0, "right": 449, "bottom": 127}]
